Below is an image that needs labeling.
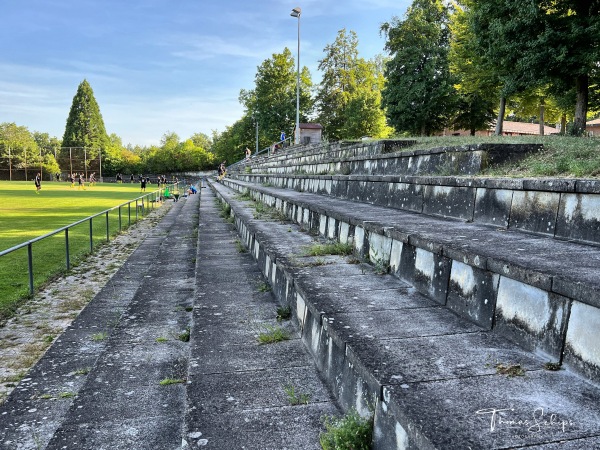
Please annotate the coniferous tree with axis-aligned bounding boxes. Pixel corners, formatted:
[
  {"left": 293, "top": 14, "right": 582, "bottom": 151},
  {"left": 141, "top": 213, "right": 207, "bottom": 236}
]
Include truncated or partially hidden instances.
[{"left": 62, "top": 79, "right": 109, "bottom": 157}]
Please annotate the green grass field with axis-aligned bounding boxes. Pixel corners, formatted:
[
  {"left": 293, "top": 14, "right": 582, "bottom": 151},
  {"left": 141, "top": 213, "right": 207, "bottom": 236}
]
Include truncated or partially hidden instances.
[{"left": 0, "top": 181, "right": 164, "bottom": 321}]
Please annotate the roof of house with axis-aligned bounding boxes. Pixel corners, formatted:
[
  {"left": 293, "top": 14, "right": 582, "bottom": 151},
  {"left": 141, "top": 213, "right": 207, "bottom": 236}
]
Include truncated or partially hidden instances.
[
  {"left": 298, "top": 123, "right": 323, "bottom": 130},
  {"left": 498, "top": 121, "right": 557, "bottom": 135},
  {"left": 587, "top": 118, "right": 600, "bottom": 126}
]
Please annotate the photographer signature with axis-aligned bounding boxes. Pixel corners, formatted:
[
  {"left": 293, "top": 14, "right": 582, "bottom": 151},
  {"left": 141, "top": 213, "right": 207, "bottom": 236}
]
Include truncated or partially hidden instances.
[{"left": 476, "top": 407, "right": 575, "bottom": 433}]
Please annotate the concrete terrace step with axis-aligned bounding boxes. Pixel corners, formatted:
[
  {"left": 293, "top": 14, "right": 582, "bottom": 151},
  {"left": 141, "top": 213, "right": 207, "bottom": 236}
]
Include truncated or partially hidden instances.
[
  {"left": 229, "top": 172, "right": 600, "bottom": 247},
  {"left": 209, "top": 179, "right": 600, "bottom": 449},
  {"left": 217, "top": 177, "right": 600, "bottom": 386},
  {"left": 234, "top": 142, "right": 540, "bottom": 178},
  {"left": 184, "top": 186, "right": 341, "bottom": 449}
]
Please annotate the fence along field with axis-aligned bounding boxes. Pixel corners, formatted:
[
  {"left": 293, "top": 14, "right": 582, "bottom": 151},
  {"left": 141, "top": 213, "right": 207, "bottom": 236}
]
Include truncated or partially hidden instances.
[{"left": 0, "top": 180, "right": 160, "bottom": 322}]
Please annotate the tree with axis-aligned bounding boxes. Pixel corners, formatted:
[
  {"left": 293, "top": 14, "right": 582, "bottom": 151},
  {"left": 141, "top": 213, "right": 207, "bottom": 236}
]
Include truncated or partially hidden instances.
[
  {"left": 62, "top": 79, "right": 109, "bottom": 156},
  {"left": 33, "top": 132, "right": 62, "bottom": 156},
  {"left": 468, "top": 0, "right": 600, "bottom": 135},
  {"left": 381, "top": 0, "right": 458, "bottom": 136},
  {"left": 0, "top": 122, "right": 40, "bottom": 180},
  {"left": 340, "top": 58, "right": 393, "bottom": 139},
  {"left": 190, "top": 132, "right": 212, "bottom": 152},
  {"left": 316, "top": 29, "right": 392, "bottom": 140},
  {"left": 316, "top": 29, "right": 359, "bottom": 140},
  {"left": 240, "top": 48, "right": 313, "bottom": 147},
  {"left": 448, "top": 1, "right": 497, "bottom": 135},
  {"left": 210, "top": 115, "right": 255, "bottom": 165},
  {"left": 102, "top": 133, "right": 127, "bottom": 175},
  {"left": 32, "top": 132, "right": 62, "bottom": 178}
]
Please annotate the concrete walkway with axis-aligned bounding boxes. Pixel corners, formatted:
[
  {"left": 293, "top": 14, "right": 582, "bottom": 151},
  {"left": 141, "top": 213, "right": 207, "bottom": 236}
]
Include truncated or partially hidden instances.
[{"left": 0, "top": 187, "right": 339, "bottom": 449}]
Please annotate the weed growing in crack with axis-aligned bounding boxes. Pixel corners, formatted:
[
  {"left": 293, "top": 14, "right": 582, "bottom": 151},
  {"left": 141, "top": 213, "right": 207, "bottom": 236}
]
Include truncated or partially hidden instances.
[
  {"left": 544, "top": 362, "right": 561, "bottom": 371},
  {"left": 373, "top": 258, "right": 390, "bottom": 275},
  {"left": 91, "top": 332, "right": 108, "bottom": 342},
  {"left": 310, "top": 257, "right": 328, "bottom": 267},
  {"left": 177, "top": 327, "right": 191, "bottom": 342},
  {"left": 159, "top": 378, "right": 186, "bottom": 386},
  {"left": 320, "top": 409, "right": 373, "bottom": 450},
  {"left": 252, "top": 202, "right": 288, "bottom": 222},
  {"left": 257, "top": 325, "right": 290, "bottom": 344},
  {"left": 257, "top": 282, "right": 271, "bottom": 293},
  {"left": 235, "top": 239, "right": 248, "bottom": 253},
  {"left": 235, "top": 191, "right": 253, "bottom": 201},
  {"left": 304, "top": 242, "right": 353, "bottom": 257},
  {"left": 284, "top": 383, "right": 310, "bottom": 406},
  {"left": 276, "top": 306, "right": 292, "bottom": 322}
]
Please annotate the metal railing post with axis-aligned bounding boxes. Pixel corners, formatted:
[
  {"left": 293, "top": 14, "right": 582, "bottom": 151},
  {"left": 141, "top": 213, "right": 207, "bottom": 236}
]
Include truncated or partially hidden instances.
[
  {"left": 65, "top": 228, "right": 70, "bottom": 270},
  {"left": 105, "top": 211, "right": 109, "bottom": 242},
  {"left": 128, "top": 203, "right": 131, "bottom": 226},
  {"left": 118, "top": 206, "right": 122, "bottom": 231},
  {"left": 27, "top": 243, "right": 34, "bottom": 295},
  {"left": 89, "top": 218, "right": 94, "bottom": 252}
]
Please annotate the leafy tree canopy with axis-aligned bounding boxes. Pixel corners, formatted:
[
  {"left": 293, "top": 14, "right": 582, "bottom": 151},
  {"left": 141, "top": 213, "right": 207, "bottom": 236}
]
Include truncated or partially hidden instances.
[
  {"left": 316, "top": 29, "right": 392, "bottom": 140},
  {"left": 240, "top": 48, "right": 313, "bottom": 147},
  {"left": 381, "top": 0, "right": 458, "bottom": 136},
  {"left": 468, "top": 0, "right": 600, "bottom": 133}
]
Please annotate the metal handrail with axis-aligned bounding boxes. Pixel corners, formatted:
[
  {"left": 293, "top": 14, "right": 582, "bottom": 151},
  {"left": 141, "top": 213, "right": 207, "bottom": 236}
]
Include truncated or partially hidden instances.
[{"left": 0, "top": 183, "right": 177, "bottom": 295}]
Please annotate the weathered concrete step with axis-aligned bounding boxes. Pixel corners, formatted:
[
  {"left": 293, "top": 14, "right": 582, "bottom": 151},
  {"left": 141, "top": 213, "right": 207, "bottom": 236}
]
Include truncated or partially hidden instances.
[
  {"left": 232, "top": 141, "right": 537, "bottom": 178},
  {"left": 182, "top": 187, "right": 340, "bottom": 449},
  {"left": 229, "top": 171, "right": 600, "bottom": 247},
  {"left": 0, "top": 195, "right": 199, "bottom": 450},
  {"left": 219, "top": 177, "right": 600, "bottom": 385},
  {"left": 210, "top": 178, "right": 600, "bottom": 449}
]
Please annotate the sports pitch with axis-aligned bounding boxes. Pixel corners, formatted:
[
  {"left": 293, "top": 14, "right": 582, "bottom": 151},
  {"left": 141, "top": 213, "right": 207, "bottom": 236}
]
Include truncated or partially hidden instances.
[{"left": 0, "top": 180, "right": 164, "bottom": 321}]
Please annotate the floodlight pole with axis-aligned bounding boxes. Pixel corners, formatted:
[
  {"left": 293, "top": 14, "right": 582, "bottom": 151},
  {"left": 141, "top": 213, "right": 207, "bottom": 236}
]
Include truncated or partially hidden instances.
[{"left": 291, "top": 7, "right": 301, "bottom": 145}]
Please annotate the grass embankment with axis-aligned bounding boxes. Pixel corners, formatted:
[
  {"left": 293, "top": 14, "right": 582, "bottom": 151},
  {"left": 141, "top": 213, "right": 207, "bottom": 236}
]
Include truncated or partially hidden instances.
[
  {"left": 398, "top": 135, "right": 600, "bottom": 178},
  {"left": 0, "top": 181, "right": 160, "bottom": 321}
]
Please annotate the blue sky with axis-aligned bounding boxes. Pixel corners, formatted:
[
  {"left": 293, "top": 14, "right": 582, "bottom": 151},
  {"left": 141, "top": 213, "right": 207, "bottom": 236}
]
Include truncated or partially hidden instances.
[{"left": 0, "top": 0, "right": 410, "bottom": 146}]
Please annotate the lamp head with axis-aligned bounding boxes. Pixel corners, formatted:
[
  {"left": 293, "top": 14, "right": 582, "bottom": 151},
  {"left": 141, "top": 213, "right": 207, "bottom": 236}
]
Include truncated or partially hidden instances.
[{"left": 290, "top": 7, "right": 301, "bottom": 17}]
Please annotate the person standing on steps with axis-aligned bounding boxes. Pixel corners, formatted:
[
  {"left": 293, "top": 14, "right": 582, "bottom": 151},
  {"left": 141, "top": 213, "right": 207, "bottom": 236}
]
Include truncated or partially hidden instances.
[
  {"left": 34, "top": 172, "right": 41, "bottom": 193},
  {"left": 217, "top": 161, "right": 227, "bottom": 181},
  {"left": 245, "top": 147, "right": 251, "bottom": 160}
]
